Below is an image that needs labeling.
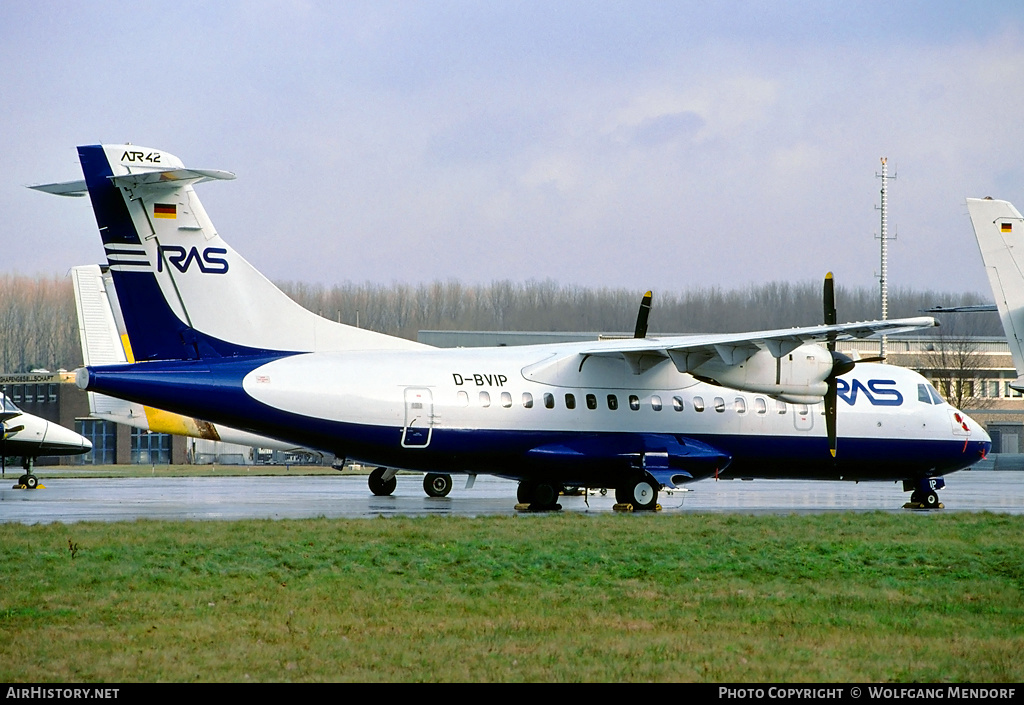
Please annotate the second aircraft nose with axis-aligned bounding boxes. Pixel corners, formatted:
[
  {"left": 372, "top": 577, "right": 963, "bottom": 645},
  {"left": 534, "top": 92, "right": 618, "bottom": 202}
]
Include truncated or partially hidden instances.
[{"left": 40, "top": 421, "right": 92, "bottom": 454}]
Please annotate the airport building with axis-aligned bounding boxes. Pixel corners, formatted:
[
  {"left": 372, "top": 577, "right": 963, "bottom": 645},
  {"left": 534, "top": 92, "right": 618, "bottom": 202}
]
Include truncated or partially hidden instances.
[{"left": 3, "top": 332, "right": 1024, "bottom": 466}]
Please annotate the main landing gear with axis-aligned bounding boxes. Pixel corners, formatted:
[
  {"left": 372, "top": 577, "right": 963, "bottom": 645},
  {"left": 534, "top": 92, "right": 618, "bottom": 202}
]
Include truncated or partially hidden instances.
[
  {"left": 614, "top": 473, "right": 660, "bottom": 511},
  {"left": 516, "top": 480, "right": 563, "bottom": 510},
  {"left": 423, "top": 473, "right": 453, "bottom": 498},
  {"left": 368, "top": 467, "right": 455, "bottom": 498},
  {"left": 368, "top": 466, "right": 397, "bottom": 496},
  {"left": 903, "top": 477, "right": 945, "bottom": 509},
  {"left": 515, "top": 473, "right": 661, "bottom": 511}
]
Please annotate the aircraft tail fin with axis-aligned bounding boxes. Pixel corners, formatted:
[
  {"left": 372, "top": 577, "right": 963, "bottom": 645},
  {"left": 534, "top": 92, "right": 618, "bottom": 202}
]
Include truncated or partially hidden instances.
[
  {"left": 967, "top": 197, "right": 1024, "bottom": 389},
  {"left": 47, "top": 145, "right": 426, "bottom": 362}
]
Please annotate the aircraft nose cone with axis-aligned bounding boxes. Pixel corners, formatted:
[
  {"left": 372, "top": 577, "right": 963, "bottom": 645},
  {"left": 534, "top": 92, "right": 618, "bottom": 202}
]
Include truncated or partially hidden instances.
[
  {"left": 955, "top": 409, "right": 992, "bottom": 460},
  {"left": 957, "top": 409, "right": 991, "bottom": 441},
  {"left": 41, "top": 421, "right": 92, "bottom": 454}
]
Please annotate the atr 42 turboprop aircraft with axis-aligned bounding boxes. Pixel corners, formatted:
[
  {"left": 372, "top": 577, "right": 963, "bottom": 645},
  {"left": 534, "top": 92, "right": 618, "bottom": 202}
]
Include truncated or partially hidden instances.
[
  {"left": 1, "top": 393, "right": 92, "bottom": 488},
  {"left": 71, "top": 263, "right": 323, "bottom": 462},
  {"left": 32, "top": 144, "right": 990, "bottom": 509},
  {"left": 967, "top": 197, "right": 1024, "bottom": 393}
]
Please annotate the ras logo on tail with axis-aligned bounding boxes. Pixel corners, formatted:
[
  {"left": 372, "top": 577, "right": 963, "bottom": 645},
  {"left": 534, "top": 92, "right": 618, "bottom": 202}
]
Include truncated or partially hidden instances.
[{"left": 157, "top": 246, "right": 229, "bottom": 274}]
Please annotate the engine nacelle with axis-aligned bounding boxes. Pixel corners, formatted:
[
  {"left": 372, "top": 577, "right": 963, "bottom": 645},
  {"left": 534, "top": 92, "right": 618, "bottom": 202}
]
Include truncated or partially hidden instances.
[{"left": 693, "top": 344, "right": 833, "bottom": 399}]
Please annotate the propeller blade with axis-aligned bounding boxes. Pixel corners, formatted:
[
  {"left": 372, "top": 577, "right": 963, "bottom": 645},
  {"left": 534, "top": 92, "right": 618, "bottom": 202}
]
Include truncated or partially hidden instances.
[
  {"left": 823, "top": 271, "right": 849, "bottom": 459},
  {"left": 634, "top": 290, "right": 653, "bottom": 339},
  {"left": 823, "top": 272, "right": 837, "bottom": 351},
  {"left": 825, "top": 351, "right": 855, "bottom": 459},
  {"left": 855, "top": 355, "right": 886, "bottom": 364},
  {"left": 825, "top": 382, "right": 838, "bottom": 458}
]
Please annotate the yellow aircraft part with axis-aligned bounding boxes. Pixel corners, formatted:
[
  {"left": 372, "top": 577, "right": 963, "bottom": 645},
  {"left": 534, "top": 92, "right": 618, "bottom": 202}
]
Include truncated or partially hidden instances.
[
  {"left": 142, "top": 407, "right": 221, "bottom": 441},
  {"left": 121, "top": 333, "right": 136, "bottom": 364},
  {"left": 123, "top": 332, "right": 221, "bottom": 440}
]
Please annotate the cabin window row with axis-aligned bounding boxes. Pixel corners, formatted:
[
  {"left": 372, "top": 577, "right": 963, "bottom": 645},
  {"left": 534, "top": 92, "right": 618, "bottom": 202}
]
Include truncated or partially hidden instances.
[{"left": 455, "top": 390, "right": 795, "bottom": 415}]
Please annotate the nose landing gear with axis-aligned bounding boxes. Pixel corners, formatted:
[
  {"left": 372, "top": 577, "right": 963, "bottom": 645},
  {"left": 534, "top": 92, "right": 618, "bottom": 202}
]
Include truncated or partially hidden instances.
[{"left": 903, "top": 477, "right": 945, "bottom": 510}]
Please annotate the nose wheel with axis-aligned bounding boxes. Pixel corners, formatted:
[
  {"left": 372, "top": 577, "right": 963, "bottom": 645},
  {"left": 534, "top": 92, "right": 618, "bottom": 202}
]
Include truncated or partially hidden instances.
[
  {"left": 14, "top": 473, "right": 39, "bottom": 489},
  {"left": 904, "top": 478, "right": 945, "bottom": 509},
  {"left": 909, "top": 489, "right": 941, "bottom": 508}
]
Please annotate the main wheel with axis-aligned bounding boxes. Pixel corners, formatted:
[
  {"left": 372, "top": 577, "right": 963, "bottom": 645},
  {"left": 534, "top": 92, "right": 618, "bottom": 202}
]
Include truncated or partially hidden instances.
[
  {"left": 24, "top": 474, "right": 38, "bottom": 490},
  {"left": 368, "top": 467, "right": 397, "bottom": 496},
  {"left": 624, "top": 476, "right": 658, "bottom": 511},
  {"left": 423, "top": 473, "right": 453, "bottom": 498},
  {"left": 531, "top": 482, "right": 560, "bottom": 509},
  {"left": 517, "top": 481, "right": 534, "bottom": 504}
]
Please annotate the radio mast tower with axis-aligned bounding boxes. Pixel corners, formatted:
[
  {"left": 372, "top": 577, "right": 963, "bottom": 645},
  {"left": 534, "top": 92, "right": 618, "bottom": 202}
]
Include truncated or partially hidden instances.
[{"left": 876, "top": 157, "right": 895, "bottom": 362}]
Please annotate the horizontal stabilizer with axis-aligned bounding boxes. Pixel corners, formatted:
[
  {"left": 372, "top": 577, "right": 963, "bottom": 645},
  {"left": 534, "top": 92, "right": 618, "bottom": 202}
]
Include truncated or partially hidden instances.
[
  {"left": 27, "top": 179, "right": 88, "bottom": 197},
  {"left": 109, "top": 168, "right": 235, "bottom": 189}
]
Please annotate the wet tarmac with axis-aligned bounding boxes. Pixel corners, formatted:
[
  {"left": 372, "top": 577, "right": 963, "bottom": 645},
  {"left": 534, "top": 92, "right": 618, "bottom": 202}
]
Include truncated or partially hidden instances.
[{"left": 1, "top": 470, "right": 1022, "bottom": 524}]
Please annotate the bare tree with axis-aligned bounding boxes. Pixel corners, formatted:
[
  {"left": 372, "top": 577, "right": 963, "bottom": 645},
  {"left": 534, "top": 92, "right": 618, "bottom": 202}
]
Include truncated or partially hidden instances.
[{"left": 916, "top": 312, "right": 999, "bottom": 411}]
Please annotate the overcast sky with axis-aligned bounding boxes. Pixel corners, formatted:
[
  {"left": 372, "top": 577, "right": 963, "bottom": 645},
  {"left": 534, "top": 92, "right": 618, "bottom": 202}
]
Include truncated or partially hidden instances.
[{"left": 4, "top": 1, "right": 1024, "bottom": 301}]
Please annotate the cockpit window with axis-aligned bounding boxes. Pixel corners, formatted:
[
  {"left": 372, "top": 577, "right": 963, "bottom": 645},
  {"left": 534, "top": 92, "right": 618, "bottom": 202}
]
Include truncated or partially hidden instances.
[
  {"left": 927, "top": 383, "right": 945, "bottom": 405},
  {"left": 1, "top": 394, "right": 18, "bottom": 413},
  {"left": 918, "top": 384, "right": 933, "bottom": 404}
]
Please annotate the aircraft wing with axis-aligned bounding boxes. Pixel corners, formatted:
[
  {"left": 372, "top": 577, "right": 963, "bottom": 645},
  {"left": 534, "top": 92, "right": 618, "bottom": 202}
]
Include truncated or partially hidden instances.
[{"left": 576, "top": 316, "right": 937, "bottom": 373}]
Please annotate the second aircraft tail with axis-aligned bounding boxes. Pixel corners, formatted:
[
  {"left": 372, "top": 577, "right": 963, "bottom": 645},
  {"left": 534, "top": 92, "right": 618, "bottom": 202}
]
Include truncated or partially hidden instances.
[{"left": 967, "top": 197, "right": 1024, "bottom": 390}]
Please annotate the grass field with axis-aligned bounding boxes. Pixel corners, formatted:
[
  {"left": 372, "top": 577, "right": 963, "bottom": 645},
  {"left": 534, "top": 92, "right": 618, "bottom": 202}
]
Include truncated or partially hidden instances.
[{"left": 1, "top": 511, "right": 1022, "bottom": 682}]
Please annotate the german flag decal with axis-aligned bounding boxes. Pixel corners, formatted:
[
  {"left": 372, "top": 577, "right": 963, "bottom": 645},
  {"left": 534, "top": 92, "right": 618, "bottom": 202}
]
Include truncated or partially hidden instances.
[
  {"left": 154, "top": 203, "right": 176, "bottom": 219},
  {"left": 1002, "top": 222, "right": 1013, "bottom": 233}
]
